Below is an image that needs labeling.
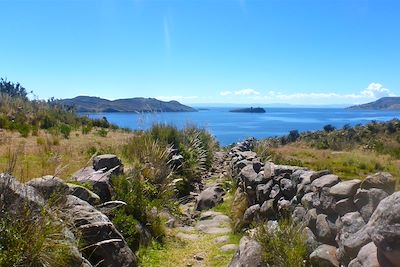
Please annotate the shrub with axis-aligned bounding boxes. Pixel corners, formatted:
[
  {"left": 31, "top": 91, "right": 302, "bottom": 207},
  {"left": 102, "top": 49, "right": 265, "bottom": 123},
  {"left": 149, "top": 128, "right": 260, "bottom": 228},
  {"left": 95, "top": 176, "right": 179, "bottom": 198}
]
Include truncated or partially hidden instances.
[
  {"left": 288, "top": 129, "right": 300, "bottom": 142},
  {"left": 0, "top": 210, "right": 78, "bottom": 267},
  {"left": 59, "top": 123, "right": 72, "bottom": 139},
  {"left": 97, "top": 128, "right": 108, "bottom": 137},
  {"left": 17, "top": 124, "right": 30, "bottom": 137},
  {"left": 255, "top": 219, "right": 311, "bottom": 267},
  {"left": 81, "top": 125, "right": 92, "bottom": 135},
  {"left": 323, "top": 124, "right": 336, "bottom": 132}
]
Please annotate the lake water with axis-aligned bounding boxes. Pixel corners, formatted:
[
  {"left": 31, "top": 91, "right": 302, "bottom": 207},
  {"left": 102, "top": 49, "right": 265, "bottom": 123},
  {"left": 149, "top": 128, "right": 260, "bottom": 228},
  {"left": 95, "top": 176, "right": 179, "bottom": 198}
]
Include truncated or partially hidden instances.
[{"left": 85, "top": 108, "right": 400, "bottom": 146}]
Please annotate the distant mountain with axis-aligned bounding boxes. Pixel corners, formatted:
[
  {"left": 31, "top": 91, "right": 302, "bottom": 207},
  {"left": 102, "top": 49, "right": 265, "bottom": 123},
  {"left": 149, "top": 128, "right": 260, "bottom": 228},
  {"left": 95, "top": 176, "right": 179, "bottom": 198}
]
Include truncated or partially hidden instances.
[
  {"left": 58, "top": 96, "right": 197, "bottom": 112},
  {"left": 347, "top": 97, "right": 400, "bottom": 110},
  {"left": 230, "top": 107, "right": 266, "bottom": 113}
]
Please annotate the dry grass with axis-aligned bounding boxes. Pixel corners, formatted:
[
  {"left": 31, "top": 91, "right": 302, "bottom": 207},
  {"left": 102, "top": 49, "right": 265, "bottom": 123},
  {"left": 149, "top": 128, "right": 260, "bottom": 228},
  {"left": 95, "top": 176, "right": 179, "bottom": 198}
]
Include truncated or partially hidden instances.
[
  {"left": 268, "top": 142, "right": 400, "bottom": 182},
  {"left": 0, "top": 129, "right": 134, "bottom": 181}
]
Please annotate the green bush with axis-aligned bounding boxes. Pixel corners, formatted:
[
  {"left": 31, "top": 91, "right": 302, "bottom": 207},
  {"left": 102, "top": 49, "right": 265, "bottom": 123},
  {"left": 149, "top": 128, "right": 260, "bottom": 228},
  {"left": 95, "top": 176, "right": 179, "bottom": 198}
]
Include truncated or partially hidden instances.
[
  {"left": 255, "top": 219, "right": 311, "bottom": 267},
  {"left": 17, "top": 124, "right": 30, "bottom": 138},
  {"left": 0, "top": 210, "right": 78, "bottom": 267},
  {"left": 59, "top": 123, "right": 72, "bottom": 139},
  {"left": 97, "top": 128, "right": 108, "bottom": 137}
]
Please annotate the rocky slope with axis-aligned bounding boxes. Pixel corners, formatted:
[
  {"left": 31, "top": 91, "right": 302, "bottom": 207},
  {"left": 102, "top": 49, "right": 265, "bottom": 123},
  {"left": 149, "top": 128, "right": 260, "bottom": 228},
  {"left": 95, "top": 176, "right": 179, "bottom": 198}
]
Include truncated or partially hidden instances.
[{"left": 226, "top": 139, "right": 400, "bottom": 267}]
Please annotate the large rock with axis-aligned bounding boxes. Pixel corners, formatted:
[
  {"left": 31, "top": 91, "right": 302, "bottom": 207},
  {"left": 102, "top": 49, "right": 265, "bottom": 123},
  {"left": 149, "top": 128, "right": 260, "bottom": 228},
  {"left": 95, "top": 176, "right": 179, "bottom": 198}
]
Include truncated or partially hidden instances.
[
  {"left": 259, "top": 199, "right": 276, "bottom": 220},
  {"left": 310, "top": 244, "right": 340, "bottom": 267},
  {"left": 311, "top": 174, "right": 340, "bottom": 191},
  {"left": 61, "top": 195, "right": 137, "bottom": 267},
  {"left": 360, "top": 172, "right": 395, "bottom": 194},
  {"left": 196, "top": 184, "right": 225, "bottom": 211},
  {"left": 72, "top": 167, "right": 114, "bottom": 202},
  {"left": 0, "top": 173, "right": 44, "bottom": 212},
  {"left": 240, "top": 165, "right": 259, "bottom": 187},
  {"left": 67, "top": 183, "right": 101, "bottom": 205},
  {"left": 335, "top": 198, "right": 357, "bottom": 216},
  {"left": 26, "top": 175, "right": 69, "bottom": 199},
  {"left": 353, "top": 242, "right": 381, "bottom": 267},
  {"left": 280, "top": 178, "right": 296, "bottom": 200},
  {"left": 312, "top": 187, "right": 336, "bottom": 215},
  {"left": 315, "top": 214, "right": 337, "bottom": 244},
  {"left": 256, "top": 181, "right": 273, "bottom": 203},
  {"left": 354, "top": 188, "right": 389, "bottom": 222},
  {"left": 367, "top": 192, "right": 400, "bottom": 267},
  {"left": 93, "top": 154, "right": 123, "bottom": 175},
  {"left": 229, "top": 236, "right": 265, "bottom": 267},
  {"left": 329, "top": 179, "right": 361, "bottom": 199},
  {"left": 243, "top": 204, "right": 260, "bottom": 225},
  {"left": 336, "top": 212, "right": 366, "bottom": 264}
]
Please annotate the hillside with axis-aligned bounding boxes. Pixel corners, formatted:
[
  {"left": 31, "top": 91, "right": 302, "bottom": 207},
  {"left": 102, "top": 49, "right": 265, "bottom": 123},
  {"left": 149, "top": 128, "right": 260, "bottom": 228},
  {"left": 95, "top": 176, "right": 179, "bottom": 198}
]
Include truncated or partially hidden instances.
[
  {"left": 58, "top": 96, "right": 197, "bottom": 113},
  {"left": 348, "top": 97, "right": 400, "bottom": 110}
]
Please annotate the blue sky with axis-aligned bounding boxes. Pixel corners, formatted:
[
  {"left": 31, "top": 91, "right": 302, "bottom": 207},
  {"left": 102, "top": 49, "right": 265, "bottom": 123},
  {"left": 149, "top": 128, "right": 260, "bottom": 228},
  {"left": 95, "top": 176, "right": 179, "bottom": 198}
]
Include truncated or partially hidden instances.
[{"left": 1, "top": 0, "right": 399, "bottom": 105}]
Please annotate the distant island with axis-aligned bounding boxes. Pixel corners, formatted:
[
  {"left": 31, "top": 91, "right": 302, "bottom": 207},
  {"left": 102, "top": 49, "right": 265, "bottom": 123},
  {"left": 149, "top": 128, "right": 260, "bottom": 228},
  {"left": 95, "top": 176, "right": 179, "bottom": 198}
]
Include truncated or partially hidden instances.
[
  {"left": 347, "top": 97, "right": 400, "bottom": 110},
  {"left": 229, "top": 107, "right": 266, "bottom": 113},
  {"left": 58, "top": 96, "right": 197, "bottom": 113}
]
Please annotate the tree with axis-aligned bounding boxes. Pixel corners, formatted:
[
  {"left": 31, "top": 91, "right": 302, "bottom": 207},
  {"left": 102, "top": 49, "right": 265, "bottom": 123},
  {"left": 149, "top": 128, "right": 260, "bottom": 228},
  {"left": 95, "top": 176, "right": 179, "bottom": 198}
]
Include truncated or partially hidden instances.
[
  {"left": 287, "top": 130, "right": 300, "bottom": 142},
  {"left": 323, "top": 124, "right": 336, "bottom": 132},
  {"left": 0, "top": 78, "right": 28, "bottom": 100}
]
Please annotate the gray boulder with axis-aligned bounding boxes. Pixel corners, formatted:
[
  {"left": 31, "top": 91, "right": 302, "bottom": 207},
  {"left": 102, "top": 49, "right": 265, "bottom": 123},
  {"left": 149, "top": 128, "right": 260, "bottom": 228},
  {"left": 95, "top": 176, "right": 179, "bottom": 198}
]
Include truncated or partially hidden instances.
[
  {"left": 335, "top": 198, "right": 357, "bottom": 216},
  {"left": 329, "top": 179, "right": 361, "bottom": 199},
  {"left": 0, "top": 173, "right": 44, "bottom": 213},
  {"left": 367, "top": 192, "right": 400, "bottom": 267},
  {"left": 354, "top": 188, "right": 389, "bottom": 222},
  {"left": 312, "top": 187, "right": 336, "bottom": 215},
  {"left": 26, "top": 175, "right": 69, "bottom": 199},
  {"left": 256, "top": 181, "right": 273, "bottom": 203},
  {"left": 72, "top": 167, "right": 114, "bottom": 202},
  {"left": 243, "top": 204, "right": 261, "bottom": 225},
  {"left": 315, "top": 214, "right": 337, "bottom": 244},
  {"left": 93, "top": 154, "right": 123, "bottom": 175},
  {"left": 360, "top": 172, "right": 395, "bottom": 194},
  {"left": 311, "top": 174, "right": 340, "bottom": 191},
  {"left": 352, "top": 242, "right": 381, "bottom": 267},
  {"left": 260, "top": 199, "right": 276, "bottom": 220},
  {"left": 310, "top": 244, "right": 340, "bottom": 267},
  {"left": 229, "top": 236, "right": 265, "bottom": 267},
  {"left": 196, "top": 184, "right": 225, "bottom": 211},
  {"left": 280, "top": 178, "right": 296, "bottom": 200},
  {"left": 67, "top": 183, "right": 101, "bottom": 206},
  {"left": 61, "top": 195, "right": 137, "bottom": 267}
]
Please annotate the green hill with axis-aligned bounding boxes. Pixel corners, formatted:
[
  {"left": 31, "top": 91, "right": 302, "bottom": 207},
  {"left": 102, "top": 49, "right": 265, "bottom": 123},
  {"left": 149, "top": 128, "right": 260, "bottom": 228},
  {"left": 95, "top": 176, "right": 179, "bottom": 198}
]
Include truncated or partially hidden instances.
[
  {"left": 348, "top": 97, "right": 400, "bottom": 110},
  {"left": 58, "top": 96, "right": 197, "bottom": 113}
]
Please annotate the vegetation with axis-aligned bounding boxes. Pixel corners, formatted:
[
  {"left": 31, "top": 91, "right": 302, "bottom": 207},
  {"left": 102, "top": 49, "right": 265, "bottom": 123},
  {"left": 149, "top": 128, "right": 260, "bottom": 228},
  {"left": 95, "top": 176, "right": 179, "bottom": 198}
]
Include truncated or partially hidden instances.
[
  {"left": 255, "top": 219, "right": 311, "bottom": 267},
  {"left": 255, "top": 120, "right": 400, "bottom": 182},
  {"left": 0, "top": 209, "right": 79, "bottom": 267},
  {"left": 0, "top": 78, "right": 117, "bottom": 139}
]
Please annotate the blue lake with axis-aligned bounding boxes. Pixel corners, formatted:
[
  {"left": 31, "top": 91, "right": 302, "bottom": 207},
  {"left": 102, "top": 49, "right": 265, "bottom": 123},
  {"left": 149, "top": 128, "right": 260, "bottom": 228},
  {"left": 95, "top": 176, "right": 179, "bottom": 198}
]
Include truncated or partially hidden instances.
[{"left": 84, "top": 108, "right": 400, "bottom": 146}]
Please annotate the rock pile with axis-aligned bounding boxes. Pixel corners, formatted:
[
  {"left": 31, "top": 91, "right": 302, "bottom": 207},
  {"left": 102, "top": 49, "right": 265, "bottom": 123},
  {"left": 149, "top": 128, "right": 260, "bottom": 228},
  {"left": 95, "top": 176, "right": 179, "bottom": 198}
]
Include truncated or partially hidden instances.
[
  {"left": 0, "top": 154, "right": 137, "bottom": 267},
  {"left": 228, "top": 140, "right": 400, "bottom": 267}
]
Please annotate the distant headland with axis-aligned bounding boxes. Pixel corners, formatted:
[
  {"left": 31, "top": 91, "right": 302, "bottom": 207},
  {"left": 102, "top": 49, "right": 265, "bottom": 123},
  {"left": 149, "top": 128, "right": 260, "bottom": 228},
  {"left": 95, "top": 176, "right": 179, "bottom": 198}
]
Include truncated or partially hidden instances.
[
  {"left": 58, "top": 96, "right": 197, "bottom": 113},
  {"left": 229, "top": 107, "right": 266, "bottom": 113},
  {"left": 348, "top": 97, "right": 400, "bottom": 110}
]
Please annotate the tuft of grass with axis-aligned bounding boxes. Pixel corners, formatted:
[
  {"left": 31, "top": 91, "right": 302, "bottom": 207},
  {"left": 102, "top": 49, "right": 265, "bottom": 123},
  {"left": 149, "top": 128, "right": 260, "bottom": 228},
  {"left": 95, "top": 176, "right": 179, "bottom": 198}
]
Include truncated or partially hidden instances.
[
  {"left": 0, "top": 209, "right": 79, "bottom": 267},
  {"left": 255, "top": 219, "right": 310, "bottom": 267}
]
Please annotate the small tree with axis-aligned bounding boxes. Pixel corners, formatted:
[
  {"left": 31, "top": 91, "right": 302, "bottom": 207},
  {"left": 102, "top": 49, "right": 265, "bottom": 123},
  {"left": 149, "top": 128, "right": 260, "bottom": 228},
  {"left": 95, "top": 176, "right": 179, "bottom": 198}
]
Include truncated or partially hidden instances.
[
  {"left": 287, "top": 130, "right": 300, "bottom": 142},
  {"left": 323, "top": 124, "right": 336, "bottom": 132}
]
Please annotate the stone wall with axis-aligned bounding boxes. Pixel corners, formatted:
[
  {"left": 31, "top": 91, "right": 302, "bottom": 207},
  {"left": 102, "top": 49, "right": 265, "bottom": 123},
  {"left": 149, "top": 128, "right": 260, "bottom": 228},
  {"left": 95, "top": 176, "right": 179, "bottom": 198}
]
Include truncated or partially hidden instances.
[{"left": 228, "top": 139, "right": 400, "bottom": 267}]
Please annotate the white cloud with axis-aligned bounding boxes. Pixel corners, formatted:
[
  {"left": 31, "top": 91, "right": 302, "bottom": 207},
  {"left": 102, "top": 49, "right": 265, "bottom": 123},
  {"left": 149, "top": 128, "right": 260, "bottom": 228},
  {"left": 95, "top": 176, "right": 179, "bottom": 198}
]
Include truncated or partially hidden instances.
[
  {"left": 221, "top": 83, "right": 395, "bottom": 104},
  {"left": 361, "top": 82, "right": 393, "bottom": 98},
  {"left": 234, "top": 89, "right": 260, "bottom": 95},
  {"left": 156, "top": 95, "right": 198, "bottom": 101},
  {"left": 220, "top": 91, "right": 232, "bottom": 96}
]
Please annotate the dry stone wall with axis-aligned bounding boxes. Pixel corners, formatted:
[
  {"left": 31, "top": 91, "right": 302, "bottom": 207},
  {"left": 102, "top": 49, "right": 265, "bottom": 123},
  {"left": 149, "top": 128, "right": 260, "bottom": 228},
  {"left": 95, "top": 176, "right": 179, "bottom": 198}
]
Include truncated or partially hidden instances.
[{"left": 228, "top": 139, "right": 400, "bottom": 267}]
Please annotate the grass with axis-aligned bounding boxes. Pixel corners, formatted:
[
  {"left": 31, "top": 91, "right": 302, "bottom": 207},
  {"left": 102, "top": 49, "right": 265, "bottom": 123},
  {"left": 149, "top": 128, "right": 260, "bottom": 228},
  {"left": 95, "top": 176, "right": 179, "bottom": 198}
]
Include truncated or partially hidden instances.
[
  {"left": 0, "top": 209, "right": 79, "bottom": 267},
  {"left": 0, "top": 129, "right": 134, "bottom": 181},
  {"left": 138, "top": 187, "right": 242, "bottom": 267},
  {"left": 267, "top": 143, "right": 400, "bottom": 182},
  {"left": 139, "top": 228, "right": 240, "bottom": 267},
  {"left": 255, "top": 219, "right": 310, "bottom": 267}
]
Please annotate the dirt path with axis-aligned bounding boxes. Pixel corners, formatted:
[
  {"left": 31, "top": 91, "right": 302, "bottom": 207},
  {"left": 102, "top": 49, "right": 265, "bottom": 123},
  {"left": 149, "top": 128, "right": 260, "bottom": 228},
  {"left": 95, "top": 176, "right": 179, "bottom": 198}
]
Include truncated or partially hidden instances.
[{"left": 140, "top": 151, "right": 240, "bottom": 267}]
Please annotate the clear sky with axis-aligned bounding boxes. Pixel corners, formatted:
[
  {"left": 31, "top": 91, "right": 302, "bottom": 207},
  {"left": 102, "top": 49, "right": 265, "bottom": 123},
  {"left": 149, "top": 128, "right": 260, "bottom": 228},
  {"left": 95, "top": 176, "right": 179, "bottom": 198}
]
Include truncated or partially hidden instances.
[{"left": 1, "top": 0, "right": 400, "bottom": 105}]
